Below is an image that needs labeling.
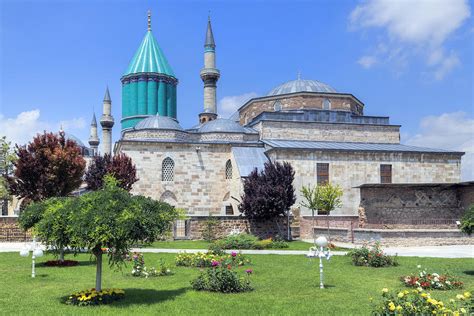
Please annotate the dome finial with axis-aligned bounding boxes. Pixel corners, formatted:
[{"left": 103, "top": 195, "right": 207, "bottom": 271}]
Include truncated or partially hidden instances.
[
  {"left": 147, "top": 10, "right": 152, "bottom": 31},
  {"left": 297, "top": 71, "right": 301, "bottom": 80}
]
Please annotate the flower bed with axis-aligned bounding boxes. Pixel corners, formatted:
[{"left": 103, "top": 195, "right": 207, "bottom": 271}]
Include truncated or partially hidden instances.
[
  {"left": 175, "top": 251, "right": 251, "bottom": 268},
  {"left": 401, "top": 265, "right": 463, "bottom": 290},
  {"left": 371, "top": 288, "right": 471, "bottom": 315},
  {"left": 128, "top": 252, "right": 173, "bottom": 277},
  {"left": 210, "top": 234, "right": 288, "bottom": 250},
  {"left": 45, "top": 260, "right": 78, "bottom": 267},
  {"left": 65, "top": 288, "right": 125, "bottom": 306},
  {"left": 191, "top": 259, "right": 253, "bottom": 293},
  {"left": 347, "top": 242, "right": 398, "bottom": 267}
]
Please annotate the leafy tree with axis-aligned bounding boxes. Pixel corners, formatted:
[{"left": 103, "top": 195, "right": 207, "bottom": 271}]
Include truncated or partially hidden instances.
[
  {"left": 19, "top": 197, "right": 74, "bottom": 261},
  {"left": 65, "top": 176, "right": 179, "bottom": 291},
  {"left": 460, "top": 204, "right": 474, "bottom": 236},
  {"left": 300, "top": 183, "right": 343, "bottom": 242},
  {"left": 85, "top": 153, "right": 138, "bottom": 191},
  {"left": 239, "top": 161, "right": 296, "bottom": 229},
  {"left": 0, "top": 137, "right": 16, "bottom": 215},
  {"left": 8, "top": 132, "right": 86, "bottom": 202}
]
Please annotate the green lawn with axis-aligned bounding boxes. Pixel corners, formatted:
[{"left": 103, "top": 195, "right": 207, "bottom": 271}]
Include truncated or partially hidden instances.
[
  {"left": 0, "top": 252, "right": 472, "bottom": 315},
  {"left": 141, "top": 239, "right": 346, "bottom": 251}
]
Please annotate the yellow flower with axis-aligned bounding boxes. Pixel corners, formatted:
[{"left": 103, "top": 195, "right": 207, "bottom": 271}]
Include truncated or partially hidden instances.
[
  {"left": 396, "top": 305, "right": 402, "bottom": 311},
  {"left": 460, "top": 308, "right": 466, "bottom": 313},
  {"left": 398, "top": 292, "right": 404, "bottom": 298},
  {"left": 403, "top": 290, "right": 409, "bottom": 295},
  {"left": 453, "top": 312, "right": 460, "bottom": 316},
  {"left": 450, "top": 299, "right": 455, "bottom": 303},
  {"left": 456, "top": 294, "right": 464, "bottom": 300},
  {"left": 463, "top": 292, "right": 471, "bottom": 298},
  {"left": 382, "top": 288, "right": 389, "bottom": 293}
]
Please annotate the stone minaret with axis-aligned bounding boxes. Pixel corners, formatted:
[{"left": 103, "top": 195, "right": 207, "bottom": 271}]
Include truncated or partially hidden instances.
[
  {"left": 88, "top": 112, "right": 100, "bottom": 155},
  {"left": 199, "top": 16, "right": 220, "bottom": 124},
  {"left": 100, "top": 87, "right": 114, "bottom": 155}
]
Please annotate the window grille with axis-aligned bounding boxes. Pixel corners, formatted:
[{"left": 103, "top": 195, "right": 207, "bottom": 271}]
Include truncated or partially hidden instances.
[
  {"left": 225, "top": 159, "right": 232, "bottom": 179},
  {"left": 162, "top": 157, "right": 175, "bottom": 181},
  {"left": 380, "top": 164, "right": 392, "bottom": 184},
  {"left": 317, "top": 163, "right": 329, "bottom": 185},
  {"left": 225, "top": 205, "right": 234, "bottom": 215}
]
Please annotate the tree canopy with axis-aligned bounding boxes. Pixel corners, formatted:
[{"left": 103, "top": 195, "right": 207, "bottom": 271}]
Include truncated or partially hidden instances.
[
  {"left": 85, "top": 153, "right": 138, "bottom": 191},
  {"left": 8, "top": 132, "right": 85, "bottom": 202},
  {"left": 239, "top": 161, "right": 296, "bottom": 220}
]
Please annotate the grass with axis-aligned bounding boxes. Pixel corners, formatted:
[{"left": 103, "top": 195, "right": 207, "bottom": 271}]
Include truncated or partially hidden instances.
[
  {"left": 142, "top": 239, "right": 347, "bottom": 251},
  {"left": 0, "top": 252, "right": 472, "bottom": 315}
]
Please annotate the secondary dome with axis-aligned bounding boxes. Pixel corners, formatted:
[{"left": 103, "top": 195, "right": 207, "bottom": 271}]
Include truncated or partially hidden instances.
[
  {"left": 134, "top": 115, "right": 183, "bottom": 131},
  {"left": 198, "top": 118, "right": 256, "bottom": 134},
  {"left": 267, "top": 79, "right": 337, "bottom": 96}
]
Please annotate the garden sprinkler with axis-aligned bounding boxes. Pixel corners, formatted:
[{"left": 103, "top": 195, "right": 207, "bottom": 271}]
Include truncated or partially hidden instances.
[{"left": 306, "top": 236, "right": 331, "bottom": 289}]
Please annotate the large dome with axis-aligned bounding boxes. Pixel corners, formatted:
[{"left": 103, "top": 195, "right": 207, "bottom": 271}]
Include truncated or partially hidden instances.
[
  {"left": 267, "top": 79, "right": 337, "bottom": 96},
  {"left": 198, "top": 118, "right": 256, "bottom": 134},
  {"left": 134, "top": 115, "right": 183, "bottom": 131}
]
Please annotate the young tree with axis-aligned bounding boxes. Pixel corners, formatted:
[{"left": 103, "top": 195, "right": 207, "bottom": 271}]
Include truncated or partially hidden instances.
[
  {"left": 66, "top": 176, "right": 179, "bottom": 291},
  {"left": 0, "top": 137, "right": 16, "bottom": 215},
  {"left": 85, "top": 153, "right": 138, "bottom": 191},
  {"left": 8, "top": 132, "right": 86, "bottom": 202},
  {"left": 300, "top": 183, "right": 343, "bottom": 242},
  {"left": 239, "top": 161, "right": 296, "bottom": 238},
  {"left": 19, "top": 197, "right": 74, "bottom": 262}
]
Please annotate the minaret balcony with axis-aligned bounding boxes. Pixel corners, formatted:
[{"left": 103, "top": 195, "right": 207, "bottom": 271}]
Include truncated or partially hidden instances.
[
  {"left": 200, "top": 68, "right": 220, "bottom": 80},
  {"left": 100, "top": 115, "right": 115, "bottom": 128}
]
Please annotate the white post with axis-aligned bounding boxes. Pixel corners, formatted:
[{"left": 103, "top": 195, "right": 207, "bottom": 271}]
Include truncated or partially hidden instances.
[{"left": 319, "top": 246, "right": 324, "bottom": 289}]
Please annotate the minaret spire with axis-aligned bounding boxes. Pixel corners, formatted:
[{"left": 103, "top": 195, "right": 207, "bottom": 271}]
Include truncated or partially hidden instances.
[
  {"left": 100, "top": 86, "right": 114, "bottom": 156},
  {"left": 88, "top": 112, "right": 100, "bottom": 155},
  {"left": 147, "top": 10, "right": 152, "bottom": 31},
  {"left": 199, "top": 15, "right": 220, "bottom": 124}
]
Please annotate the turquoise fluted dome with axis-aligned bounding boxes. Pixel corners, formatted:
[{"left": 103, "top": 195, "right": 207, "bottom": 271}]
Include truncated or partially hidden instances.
[
  {"left": 124, "top": 31, "right": 175, "bottom": 77},
  {"left": 121, "top": 25, "right": 178, "bottom": 131}
]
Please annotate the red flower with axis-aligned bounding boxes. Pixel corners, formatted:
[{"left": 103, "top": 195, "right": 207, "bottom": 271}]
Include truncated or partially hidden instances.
[{"left": 227, "top": 264, "right": 232, "bottom": 270}]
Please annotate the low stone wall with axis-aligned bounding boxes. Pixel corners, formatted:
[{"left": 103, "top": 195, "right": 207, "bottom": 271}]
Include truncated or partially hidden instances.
[
  {"left": 300, "top": 215, "right": 359, "bottom": 240},
  {"left": 0, "top": 217, "right": 31, "bottom": 242},
  {"left": 187, "top": 216, "right": 291, "bottom": 240}
]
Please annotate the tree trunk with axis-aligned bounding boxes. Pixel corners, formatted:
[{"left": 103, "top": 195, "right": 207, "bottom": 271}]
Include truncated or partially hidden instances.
[
  {"left": 326, "top": 212, "right": 331, "bottom": 244},
  {"left": 95, "top": 250, "right": 103, "bottom": 291},
  {"left": 59, "top": 248, "right": 65, "bottom": 262}
]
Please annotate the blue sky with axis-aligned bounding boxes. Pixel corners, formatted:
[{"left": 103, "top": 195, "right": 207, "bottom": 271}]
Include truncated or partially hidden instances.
[{"left": 0, "top": 0, "right": 473, "bottom": 179}]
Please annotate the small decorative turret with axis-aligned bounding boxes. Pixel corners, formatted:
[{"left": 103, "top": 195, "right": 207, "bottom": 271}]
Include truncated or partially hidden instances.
[
  {"left": 88, "top": 112, "right": 100, "bottom": 155},
  {"left": 100, "top": 86, "right": 114, "bottom": 155},
  {"left": 199, "top": 15, "right": 220, "bottom": 124}
]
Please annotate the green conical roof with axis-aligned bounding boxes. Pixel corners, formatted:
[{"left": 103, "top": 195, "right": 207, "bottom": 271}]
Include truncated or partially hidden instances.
[{"left": 124, "top": 31, "right": 175, "bottom": 77}]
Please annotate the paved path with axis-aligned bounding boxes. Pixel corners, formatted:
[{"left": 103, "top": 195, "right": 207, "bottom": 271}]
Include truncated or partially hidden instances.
[{"left": 1, "top": 242, "right": 472, "bottom": 258}]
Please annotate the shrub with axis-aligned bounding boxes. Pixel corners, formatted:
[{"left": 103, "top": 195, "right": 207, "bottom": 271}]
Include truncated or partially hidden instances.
[
  {"left": 211, "top": 234, "right": 289, "bottom": 250},
  {"left": 202, "top": 217, "right": 219, "bottom": 242},
  {"left": 370, "top": 288, "right": 471, "bottom": 315},
  {"left": 401, "top": 265, "right": 463, "bottom": 290},
  {"left": 460, "top": 204, "right": 474, "bottom": 236},
  {"left": 65, "top": 288, "right": 125, "bottom": 306},
  {"left": 128, "top": 252, "right": 173, "bottom": 277},
  {"left": 175, "top": 251, "right": 250, "bottom": 268},
  {"left": 347, "top": 242, "right": 398, "bottom": 267},
  {"left": 191, "top": 262, "right": 253, "bottom": 293}
]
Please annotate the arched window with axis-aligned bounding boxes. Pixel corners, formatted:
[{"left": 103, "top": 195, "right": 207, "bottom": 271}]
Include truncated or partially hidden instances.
[
  {"left": 323, "top": 98, "right": 331, "bottom": 110},
  {"left": 162, "top": 157, "right": 174, "bottom": 181},
  {"left": 225, "top": 159, "right": 232, "bottom": 179},
  {"left": 273, "top": 100, "right": 282, "bottom": 111}
]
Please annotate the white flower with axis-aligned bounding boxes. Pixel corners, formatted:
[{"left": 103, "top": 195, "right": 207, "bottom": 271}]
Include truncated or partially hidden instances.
[
  {"left": 417, "top": 265, "right": 421, "bottom": 269},
  {"left": 446, "top": 281, "right": 451, "bottom": 285},
  {"left": 432, "top": 273, "right": 439, "bottom": 277},
  {"left": 434, "top": 277, "right": 439, "bottom": 282}
]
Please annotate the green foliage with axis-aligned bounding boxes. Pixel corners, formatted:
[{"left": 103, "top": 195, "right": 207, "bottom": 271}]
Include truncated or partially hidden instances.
[
  {"left": 347, "top": 242, "right": 398, "bottom": 267},
  {"left": 202, "top": 217, "right": 219, "bottom": 242},
  {"left": 65, "top": 288, "right": 125, "bottom": 306},
  {"left": 210, "top": 234, "right": 289, "bottom": 250},
  {"left": 0, "top": 136, "right": 16, "bottom": 200},
  {"left": 191, "top": 265, "right": 253, "bottom": 293},
  {"left": 460, "top": 204, "right": 474, "bottom": 236},
  {"left": 301, "top": 183, "right": 343, "bottom": 215},
  {"left": 175, "top": 251, "right": 251, "bottom": 268}
]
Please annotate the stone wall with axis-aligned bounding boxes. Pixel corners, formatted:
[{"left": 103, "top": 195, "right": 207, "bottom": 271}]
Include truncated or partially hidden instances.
[
  {"left": 267, "top": 150, "right": 462, "bottom": 215},
  {"left": 299, "top": 215, "right": 359, "bottom": 240},
  {"left": 239, "top": 93, "right": 363, "bottom": 125},
  {"left": 0, "top": 217, "right": 31, "bottom": 242},
  {"left": 186, "top": 216, "right": 291, "bottom": 240},
  {"left": 359, "top": 183, "right": 474, "bottom": 226},
  {"left": 257, "top": 120, "right": 400, "bottom": 143},
  {"left": 120, "top": 142, "right": 243, "bottom": 216}
]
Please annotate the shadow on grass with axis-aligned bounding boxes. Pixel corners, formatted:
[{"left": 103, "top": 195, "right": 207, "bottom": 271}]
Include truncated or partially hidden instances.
[
  {"left": 463, "top": 270, "right": 474, "bottom": 276},
  {"left": 115, "top": 288, "right": 188, "bottom": 306},
  {"left": 36, "top": 260, "right": 95, "bottom": 268}
]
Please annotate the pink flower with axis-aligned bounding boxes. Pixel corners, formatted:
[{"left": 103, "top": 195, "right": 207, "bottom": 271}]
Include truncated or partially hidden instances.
[
  {"left": 231, "top": 251, "right": 237, "bottom": 257},
  {"left": 211, "top": 260, "right": 219, "bottom": 267},
  {"left": 245, "top": 269, "right": 253, "bottom": 274}
]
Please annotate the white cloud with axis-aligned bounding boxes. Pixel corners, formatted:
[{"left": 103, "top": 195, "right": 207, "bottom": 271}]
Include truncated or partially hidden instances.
[
  {"left": 350, "top": 0, "right": 471, "bottom": 79},
  {"left": 358, "top": 55, "right": 378, "bottom": 69},
  {"left": 405, "top": 112, "right": 474, "bottom": 181},
  {"left": 0, "top": 110, "right": 86, "bottom": 147},
  {"left": 218, "top": 92, "right": 259, "bottom": 118}
]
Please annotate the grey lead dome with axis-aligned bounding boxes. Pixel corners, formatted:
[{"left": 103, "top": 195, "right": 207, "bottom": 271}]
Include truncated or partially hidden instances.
[
  {"left": 134, "top": 115, "right": 184, "bottom": 131},
  {"left": 267, "top": 79, "right": 337, "bottom": 96},
  {"left": 198, "top": 118, "right": 257, "bottom": 133}
]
